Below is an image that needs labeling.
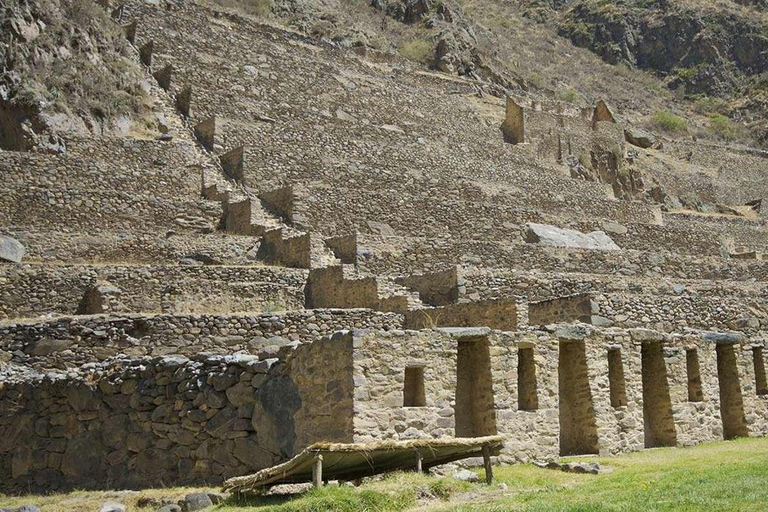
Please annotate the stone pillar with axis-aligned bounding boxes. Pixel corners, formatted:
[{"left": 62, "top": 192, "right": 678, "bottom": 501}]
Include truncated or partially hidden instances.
[
  {"left": 153, "top": 64, "right": 172, "bottom": 92},
  {"left": 139, "top": 40, "right": 153, "bottom": 67},
  {"left": 124, "top": 20, "right": 137, "bottom": 45},
  {"left": 194, "top": 116, "right": 215, "bottom": 151},
  {"left": 176, "top": 85, "right": 192, "bottom": 118},
  {"left": 501, "top": 97, "right": 524, "bottom": 145},
  {"left": 220, "top": 146, "right": 245, "bottom": 182},
  {"left": 592, "top": 99, "right": 617, "bottom": 129}
]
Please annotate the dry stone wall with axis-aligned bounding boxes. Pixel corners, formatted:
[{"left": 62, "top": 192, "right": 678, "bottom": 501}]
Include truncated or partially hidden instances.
[
  {"left": 0, "top": 333, "right": 360, "bottom": 494},
  {"left": 0, "top": 354, "right": 280, "bottom": 492},
  {"left": 4, "top": 0, "right": 768, "bottom": 495},
  {"left": 528, "top": 293, "right": 593, "bottom": 326},
  {"left": 0, "top": 264, "right": 307, "bottom": 320},
  {"left": 357, "top": 234, "right": 768, "bottom": 282},
  {"left": 0, "top": 310, "right": 402, "bottom": 367},
  {"left": 349, "top": 326, "right": 768, "bottom": 461},
  {"left": 0, "top": 229, "right": 257, "bottom": 264},
  {"left": 403, "top": 299, "right": 518, "bottom": 330}
]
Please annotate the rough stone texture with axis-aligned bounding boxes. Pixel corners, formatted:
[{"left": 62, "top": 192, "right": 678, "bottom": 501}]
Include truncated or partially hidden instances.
[
  {"left": 624, "top": 127, "right": 656, "bottom": 149},
  {"left": 0, "top": 264, "right": 307, "bottom": 320},
  {"left": 0, "top": 335, "right": 353, "bottom": 493},
  {"left": 395, "top": 266, "right": 461, "bottom": 307},
  {"left": 4, "top": 0, "right": 768, "bottom": 497},
  {"left": 182, "top": 493, "right": 212, "bottom": 511},
  {"left": 403, "top": 298, "right": 518, "bottom": 330},
  {"left": 523, "top": 223, "right": 620, "bottom": 251},
  {"left": 3, "top": 323, "right": 768, "bottom": 492},
  {"left": 0, "top": 235, "right": 25, "bottom": 264},
  {"left": 0, "top": 309, "right": 402, "bottom": 367},
  {"left": 528, "top": 293, "right": 593, "bottom": 327},
  {"left": 348, "top": 326, "right": 768, "bottom": 460}
]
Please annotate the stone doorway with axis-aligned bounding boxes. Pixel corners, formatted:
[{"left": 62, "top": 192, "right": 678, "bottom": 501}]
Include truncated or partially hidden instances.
[
  {"left": 641, "top": 342, "right": 677, "bottom": 448},
  {"left": 559, "top": 341, "right": 600, "bottom": 456},
  {"left": 455, "top": 337, "right": 498, "bottom": 438}
]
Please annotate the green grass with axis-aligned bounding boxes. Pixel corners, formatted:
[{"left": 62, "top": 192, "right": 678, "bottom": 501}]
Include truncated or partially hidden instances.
[
  {"left": 400, "top": 38, "right": 434, "bottom": 64},
  {"left": 451, "top": 438, "right": 768, "bottom": 511},
  {"left": 219, "top": 472, "right": 472, "bottom": 511},
  {"left": 3, "top": 439, "right": 768, "bottom": 511},
  {"left": 652, "top": 109, "right": 688, "bottom": 134},
  {"left": 707, "top": 113, "right": 742, "bottom": 142},
  {"left": 557, "top": 87, "right": 583, "bottom": 104}
]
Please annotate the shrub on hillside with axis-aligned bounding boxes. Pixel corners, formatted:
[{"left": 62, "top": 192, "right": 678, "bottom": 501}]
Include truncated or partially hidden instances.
[
  {"left": 653, "top": 109, "right": 687, "bottom": 134},
  {"left": 557, "top": 87, "right": 582, "bottom": 104},
  {"left": 400, "top": 38, "right": 434, "bottom": 64},
  {"left": 708, "top": 113, "right": 741, "bottom": 142}
]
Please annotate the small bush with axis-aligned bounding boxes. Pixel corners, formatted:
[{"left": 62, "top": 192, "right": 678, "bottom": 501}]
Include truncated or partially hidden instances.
[
  {"left": 400, "top": 38, "right": 434, "bottom": 64},
  {"left": 674, "top": 66, "right": 698, "bottom": 81},
  {"left": 692, "top": 94, "right": 726, "bottom": 115},
  {"left": 247, "top": 0, "right": 274, "bottom": 16},
  {"left": 708, "top": 113, "right": 741, "bottom": 142},
  {"left": 578, "top": 152, "right": 593, "bottom": 171},
  {"left": 557, "top": 87, "right": 582, "bottom": 104},
  {"left": 214, "top": 0, "right": 273, "bottom": 17},
  {"left": 653, "top": 109, "right": 687, "bottom": 134}
]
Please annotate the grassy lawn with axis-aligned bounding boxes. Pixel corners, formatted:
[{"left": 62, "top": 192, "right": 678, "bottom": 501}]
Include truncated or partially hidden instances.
[{"left": 3, "top": 438, "right": 768, "bottom": 511}]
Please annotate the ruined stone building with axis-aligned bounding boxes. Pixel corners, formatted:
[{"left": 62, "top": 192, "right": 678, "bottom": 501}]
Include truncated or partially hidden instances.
[{"left": 3, "top": 0, "right": 768, "bottom": 494}]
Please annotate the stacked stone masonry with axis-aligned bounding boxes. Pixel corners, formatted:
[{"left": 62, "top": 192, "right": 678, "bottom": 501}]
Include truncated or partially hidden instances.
[
  {"left": 4, "top": 0, "right": 768, "bottom": 496},
  {"left": 3, "top": 326, "right": 768, "bottom": 493}
]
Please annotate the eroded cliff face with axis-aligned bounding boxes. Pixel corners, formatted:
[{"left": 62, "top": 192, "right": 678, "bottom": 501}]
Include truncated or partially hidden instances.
[
  {"left": 1, "top": 0, "right": 150, "bottom": 151},
  {"left": 558, "top": 1, "right": 768, "bottom": 97}
]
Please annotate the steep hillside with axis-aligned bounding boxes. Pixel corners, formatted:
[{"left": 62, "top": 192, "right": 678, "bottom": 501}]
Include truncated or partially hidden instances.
[
  {"left": 528, "top": 0, "right": 768, "bottom": 145},
  {"left": 1, "top": 0, "right": 152, "bottom": 152},
  {"left": 4, "top": 0, "right": 768, "bottom": 500}
]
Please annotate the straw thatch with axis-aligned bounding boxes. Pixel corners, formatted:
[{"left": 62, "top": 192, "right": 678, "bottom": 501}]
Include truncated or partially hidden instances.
[{"left": 223, "top": 435, "right": 506, "bottom": 494}]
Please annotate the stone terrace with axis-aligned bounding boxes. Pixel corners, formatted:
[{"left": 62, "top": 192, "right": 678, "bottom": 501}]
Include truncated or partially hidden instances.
[{"left": 4, "top": 0, "right": 768, "bottom": 494}]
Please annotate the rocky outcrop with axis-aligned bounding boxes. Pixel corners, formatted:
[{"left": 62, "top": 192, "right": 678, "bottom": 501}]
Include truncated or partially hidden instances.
[
  {"left": 523, "top": 223, "right": 620, "bottom": 251},
  {"left": 624, "top": 127, "right": 656, "bottom": 149},
  {"left": 0, "top": 236, "right": 25, "bottom": 263},
  {"left": 0, "top": 0, "right": 149, "bottom": 151},
  {"left": 558, "top": 1, "right": 768, "bottom": 97}
]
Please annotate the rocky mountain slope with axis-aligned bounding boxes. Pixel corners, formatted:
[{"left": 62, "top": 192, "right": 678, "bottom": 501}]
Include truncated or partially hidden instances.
[
  {"left": 1, "top": 0, "right": 151, "bottom": 152},
  {"left": 531, "top": 0, "right": 768, "bottom": 145}
]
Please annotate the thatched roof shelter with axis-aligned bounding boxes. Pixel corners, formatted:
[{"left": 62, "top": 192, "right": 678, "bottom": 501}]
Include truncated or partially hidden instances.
[{"left": 223, "top": 435, "right": 506, "bottom": 494}]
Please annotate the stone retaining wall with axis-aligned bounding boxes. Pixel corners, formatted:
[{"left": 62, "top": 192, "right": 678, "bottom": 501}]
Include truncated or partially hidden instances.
[
  {"left": 0, "top": 264, "right": 308, "bottom": 320},
  {"left": 0, "top": 335, "right": 354, "bottom": 493},
  {"left": 3, "top": 325, "right": 768, "bottom": 493},
  {"left": 0, "top": 309, "right": 403, "bottom": 366},
  {"left": 0, "top": 354, "right": 280, "bottom": 492}
]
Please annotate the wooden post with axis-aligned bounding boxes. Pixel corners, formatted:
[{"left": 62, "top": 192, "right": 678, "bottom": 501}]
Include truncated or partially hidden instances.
[
  {"left": 414, "top": 450, "right": 423, "bottom": 473},
  {"left": 312, "top": 454, "right": 323, "bottom": 489},
  {"left": 482, "top": 445, "right": 493, "bottom": 485}
]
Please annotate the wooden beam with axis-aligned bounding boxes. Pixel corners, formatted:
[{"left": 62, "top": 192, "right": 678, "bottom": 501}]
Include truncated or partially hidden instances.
[
  {"left": 312, "top": 454, "right": 323, "bottom": 489},
  {"left": 482, "top": 444, "right": 493, "bottom": 485}
]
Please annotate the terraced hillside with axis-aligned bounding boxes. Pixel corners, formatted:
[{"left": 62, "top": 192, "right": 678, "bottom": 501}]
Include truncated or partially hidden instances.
[{"left": 2, "top": 0, "right": 768, "bottom": 499}]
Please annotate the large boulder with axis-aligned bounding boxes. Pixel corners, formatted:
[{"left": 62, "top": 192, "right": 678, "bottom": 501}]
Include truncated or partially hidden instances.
[
  {"left": 624, "top": 127, "right": 656, "bottom": 149},
  {"left": 0, "top": 235, "right": 25, "bottom": 263},
  {"left": 523, "top": 223, "right": 620, "bottom": 251},
  {"left": 182, "top": 493, "right": 213, "bottom": 511}
]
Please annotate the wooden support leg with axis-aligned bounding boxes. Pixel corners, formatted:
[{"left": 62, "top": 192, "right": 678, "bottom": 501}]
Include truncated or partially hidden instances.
[
  {"left": 414, "top": 451, "right": 423, "bottom": 473},
  {"left": 482, "top": 445, "right": 493, "bottom": 485},
  {"left": 312, "top": 454, "right": 324, "bottom": 489}
]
